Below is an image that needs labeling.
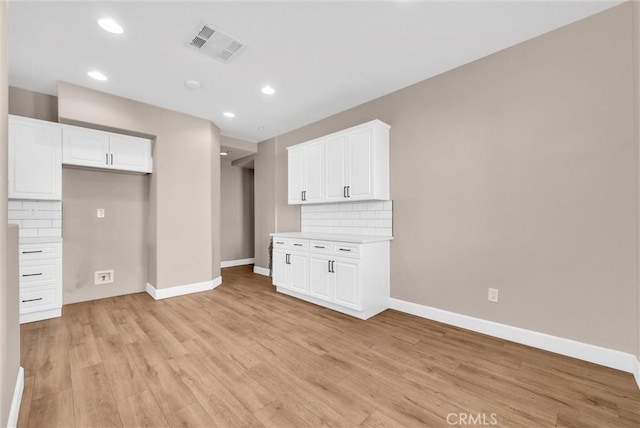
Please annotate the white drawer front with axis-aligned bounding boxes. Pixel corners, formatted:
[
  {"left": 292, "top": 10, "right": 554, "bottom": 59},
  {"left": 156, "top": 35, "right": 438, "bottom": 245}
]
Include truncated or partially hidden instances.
[
  {"left": 273, "top": 239, "right": 290, "bottom": 248},
  {"left": 310, "top": 241, "right": 333, "bottom": 254},
  {"left": 290, "top": 240, "right": 309, "bottom": 250},
  {"left": 19, "top": 259, "right": 61, "bottom": 287},
  {"left": 19, "top": 242, "right": 62, "bottom": 261},
  {"left": 333, "top": 244, "right": 360, "bottom": 259},
  {"left": 20, "top": 286, "right": 59, "bottom": 313}
]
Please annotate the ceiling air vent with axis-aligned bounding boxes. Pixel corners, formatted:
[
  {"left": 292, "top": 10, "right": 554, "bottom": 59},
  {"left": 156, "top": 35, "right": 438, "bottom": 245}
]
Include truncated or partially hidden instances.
[{"left": 187, "top": 24, "right": 245, "bottom": 64}]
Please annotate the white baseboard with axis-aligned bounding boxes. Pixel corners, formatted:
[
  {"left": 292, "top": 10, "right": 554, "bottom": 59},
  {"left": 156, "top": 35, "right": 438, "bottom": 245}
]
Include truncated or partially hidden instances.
[
  {"left": 253, "top": 266, "right": 270, "bottom": 277},
  {"left": 389, "top": 298, "right": 639, "bottom": 378},
  {"left": 146, "top": 276, "right": 222, "bottom": 300},
  {"left": 221, "top": 258, "right": 255, "bottom": 268},
  {"left": 634, "top": 357, "right": 640, "bottom": 390},
  {"left": 7, "top": 367, "right": 24, "bottom": 428}
]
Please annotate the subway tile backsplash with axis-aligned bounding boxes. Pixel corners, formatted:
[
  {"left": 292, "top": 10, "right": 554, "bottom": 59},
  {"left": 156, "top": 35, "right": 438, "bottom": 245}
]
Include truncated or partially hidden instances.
[
  {"left": 8, "top": 199, "right": 62, "bottom": 239},
  {"left": 301, "top": 200, "right": 393, "bottom": 237}
]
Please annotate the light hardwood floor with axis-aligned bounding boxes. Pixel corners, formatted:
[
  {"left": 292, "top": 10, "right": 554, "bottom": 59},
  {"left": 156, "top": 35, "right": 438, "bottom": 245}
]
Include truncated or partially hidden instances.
[{"left": 18, "top": 265, "right": 640, "bottom": 427}]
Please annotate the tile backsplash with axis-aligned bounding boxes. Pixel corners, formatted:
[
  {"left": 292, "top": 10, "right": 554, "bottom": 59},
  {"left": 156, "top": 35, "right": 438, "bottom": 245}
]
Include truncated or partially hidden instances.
[
  {"left": 8, "top": 199, "right": 62, "bottom": 239},
  {"left": 301, "top": 200, "right": 393, "bottom": 237}
]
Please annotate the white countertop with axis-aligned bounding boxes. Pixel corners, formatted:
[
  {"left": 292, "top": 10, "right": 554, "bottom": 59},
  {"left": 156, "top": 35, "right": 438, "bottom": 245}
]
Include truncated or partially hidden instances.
[
  {"left": 19, "top": 237, "right": 63, "bottom": 245},
  {"left": 270, "top": 231, "right": 393, "bottom": 244}
]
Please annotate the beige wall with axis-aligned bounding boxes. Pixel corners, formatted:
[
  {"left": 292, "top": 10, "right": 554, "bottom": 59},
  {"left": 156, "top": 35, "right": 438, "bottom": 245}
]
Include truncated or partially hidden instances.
[
  {"left": 62, "top": 169, "right": 149, "bottom": 304},
  {"left": 634, "top": 0, "right": 640, "bottom": 362},
  {"left": 254, "top": 138, "right": 276, "bottom": 269},
  {"left": 8, "top": 86, "right": 57, "bottom": 122},
  {"left": 221, "top": 160, "right": 254, "bottom": 261},
  {"left": 58, "top": 82, "right": 221, "bottom": 289},
  {"left": 258, "top": 4, "right": 639, "bottom": 354},
  {"left": 0, "top": 3, "right": 21, "bottom": 424}
]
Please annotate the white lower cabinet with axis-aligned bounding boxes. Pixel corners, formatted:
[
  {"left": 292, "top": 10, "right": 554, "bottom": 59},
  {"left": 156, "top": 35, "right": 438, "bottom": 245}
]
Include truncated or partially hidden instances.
[
  {"left": 19, "top": 241, "right": 62, "bottom": 323},
  {"left": 271, "top": 234, "right": 390, "bottom": 320},
  {"left": 273, "top": 248, "right": 308, "bottom": 294}
]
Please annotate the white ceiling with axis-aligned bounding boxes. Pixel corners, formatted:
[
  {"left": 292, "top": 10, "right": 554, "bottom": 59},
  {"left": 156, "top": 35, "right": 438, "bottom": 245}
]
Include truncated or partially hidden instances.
[{"left": 8, "top": 1, "right": 622, "bottom": 143}]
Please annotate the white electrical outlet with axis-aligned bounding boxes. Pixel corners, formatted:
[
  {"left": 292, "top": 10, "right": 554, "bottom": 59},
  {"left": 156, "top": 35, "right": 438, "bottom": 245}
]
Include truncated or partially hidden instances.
[
  {"left": 488, "top": 288, "right": 499, "bottom": 303},
  {"left": 97, "top": 208, "right": 105, "bottom": 218},
  {"left": 95, "top": 270, "right": 114, "bottom": 285}
]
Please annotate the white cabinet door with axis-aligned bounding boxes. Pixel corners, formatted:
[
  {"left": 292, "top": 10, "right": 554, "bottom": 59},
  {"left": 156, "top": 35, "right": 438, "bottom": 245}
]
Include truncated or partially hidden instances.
[
  {"left": 62, "top": 126, "right": 110, "bottom": 169},
  {"left": 347, "top": 128, "right": 374, "bottom": 200},
  {"left": 288, "top": 148, "right": 304, "bottom": 204},
  {"left": 289, "top": 253, "right": 308, "bottom": 293},
  {"left": 8, "top": 116, "right": 62, "bottom": 200},
  {"left": 304, "top": 141, "right": 324, "bottom": 203},
  {"left": 272, "top": 251, "right": 289, "bottom": 288},
  {"left": 325, "top": 134, "right": 348, "bottom": 202},
  {"left": 309, "top": 256, "right": 333, "bottom": 301},
  {"left": 334, "top": 259, "right": 360, "bottom": 309},
  {"left": 109, "top": 135, "right": 152, "bottom": 173}
]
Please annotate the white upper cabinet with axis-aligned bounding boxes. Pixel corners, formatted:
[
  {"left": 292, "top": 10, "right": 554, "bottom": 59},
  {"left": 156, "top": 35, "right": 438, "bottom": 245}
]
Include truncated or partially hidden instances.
[
  {"left": 62, "top": 125, "right": 153, "bottom": 174},
  {"left": 109, "top": 135, "right": 153, "bottom": 173},
  {"left": 62, "top": 126, "right": 110, "bottom": 168},
  {"left": 287, "top": 139, "right": 324, "bottom": 204},
  {"left": 8, "top": 115, "right": 62, "bottom": 201},
  {"left": 287, "top": 120, "right": 389, "bottom": 205}
]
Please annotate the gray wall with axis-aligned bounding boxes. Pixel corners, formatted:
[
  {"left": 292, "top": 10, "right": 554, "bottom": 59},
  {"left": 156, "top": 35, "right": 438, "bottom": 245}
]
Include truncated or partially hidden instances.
[
  {"left": 634, "top": 1, "right": 640, "bottom": 363},
  {"left": 255, "top": 4, "right": 639, "bottom": 354},
  {"left": 1, "top": 3, "right": 21, "bottom": 424},
  {"left": 220, "top": 160, "right": 254, "bottom": 261},
  {"left": 8, "top": 86, "right": 57, "bottom": 122},
  {"left": 254, "top": 138, "right": 276, "bottom": 269},
  {"left": 62, "top": 169, "right": 149, "bottom": 304},
  {"left": 57, "top": 82, "right": 221, "bottom": 290}
]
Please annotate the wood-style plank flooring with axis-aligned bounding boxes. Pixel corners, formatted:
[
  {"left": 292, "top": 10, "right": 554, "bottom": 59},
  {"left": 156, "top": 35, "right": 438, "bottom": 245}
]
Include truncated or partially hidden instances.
[{"left": 19, "top": 265, "right": 640, "bottom": 427}]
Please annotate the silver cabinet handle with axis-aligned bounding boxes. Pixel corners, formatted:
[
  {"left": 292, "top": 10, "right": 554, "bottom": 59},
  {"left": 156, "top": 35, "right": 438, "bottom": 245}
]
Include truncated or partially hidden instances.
[
  {"left": 347, "top": 186, "right": 351, "bottom": 198},
  {"left": 106, "top": 153, "right": 109, "bottom": 165},
  {"left": 22, "top": 297, "right": 43, "bottom": 303},
  {"left": 21, "top": 250, "right": 43, "bottom": 254},
  {"left": 276, "top": 241, "right": 284, "bottom": 245},
  {"left": 338, "top": 248, "right": 352, "bottom": 252},
  {"left": 22, "top": 273, "right": 43, "bottom": 277},
  {"left": 293, "top": 243, "right": 303, "bottom": 247},
  {"left": 328, "top": 260, "right": 331, "bottom": 272},
  {"left": 343, "top": 186, "right": 347, "bottom": 198},
  {"left": 314, "top": 245, "right": 325, "bottom": 249},
  {"left": 111, "top": 153, "right": 114, "bottom": 165},
  {"left": 331, "top": 260, "right": 335, "bottom": 273}
]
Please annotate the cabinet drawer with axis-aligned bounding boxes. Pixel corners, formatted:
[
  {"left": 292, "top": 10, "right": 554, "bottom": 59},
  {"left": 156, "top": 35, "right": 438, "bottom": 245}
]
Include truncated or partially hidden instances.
[
  {"left": 19, "top": 242, "right": 62, "bottom": 261},
  {"left": 310, "top": 241, "right": 333, "bottom": 254},
  {"left": 19, "top": 259, "right": 61, "bottom": 287},
  {"left": 290, "top": 240, "right": 309, "bottom": 250},
  {"left": 20, "top": 286, "right": 59, "bottom": 314},
  {"left": 333, "top": 244, "right": 359, "bottom": 259},
  {"left": 273, "top": 239, "right": 290, "bottom": 248}
]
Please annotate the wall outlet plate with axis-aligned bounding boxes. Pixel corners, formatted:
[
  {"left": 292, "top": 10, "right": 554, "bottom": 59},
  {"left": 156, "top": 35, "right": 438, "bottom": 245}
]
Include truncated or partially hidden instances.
[
  {"left": 95, "top": 269, "right": 114, "bottom": 285},
  {"left": 488, "top": 288, "right": 499, "bottom": 303},
  {"left": 97, "top": 208, "right": 105, "bottom": 218}
]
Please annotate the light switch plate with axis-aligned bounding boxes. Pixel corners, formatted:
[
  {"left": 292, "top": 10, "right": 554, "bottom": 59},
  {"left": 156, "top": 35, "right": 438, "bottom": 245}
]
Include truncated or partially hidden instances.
[{"left": 97, "top": 208, "right": 105, "bottom": 218}]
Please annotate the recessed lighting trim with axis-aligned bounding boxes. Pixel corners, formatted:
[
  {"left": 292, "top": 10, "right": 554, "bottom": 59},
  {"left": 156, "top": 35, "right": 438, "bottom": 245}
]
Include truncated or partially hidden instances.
[
  {"left": 98, "top": 18, "right": 124, "bottom": 35},
  {"left": 185, "top": 79, "right": 201, "bottom": 89},
  {"left": 88, "top": 70, "right": 108, "bottom": 81},
  {"left": 261, "top": 85, "right": 276, "bottom": 95},
  {"left": 220, "top": 151, "right": 230, "bottom": 156},
  {"left": 223, "top": 112, "right": 235, "bottom": 118}
]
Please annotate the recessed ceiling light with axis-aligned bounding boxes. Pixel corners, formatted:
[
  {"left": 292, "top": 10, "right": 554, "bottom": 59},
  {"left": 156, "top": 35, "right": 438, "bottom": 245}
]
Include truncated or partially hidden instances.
[
  {"left": 185, "top": 79, "right": 201, "bottom": 89},
  {"left": 220, "top": 151, "right": 230, "bottom": 156},
  {"left": 261, "top": 85, "right": 276, "bottom": 95},
  {"left": 259, "top": 126, "right": 265, "bottom": 130},
  {"left": 98, "top": 18, "right": 124, "bottom": 35},
  {"left": 88, "top": 70, "right": 108, "bottom": 81},
  {"left": 223, "top": 112, "right": 235, "bottom": 118}
]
